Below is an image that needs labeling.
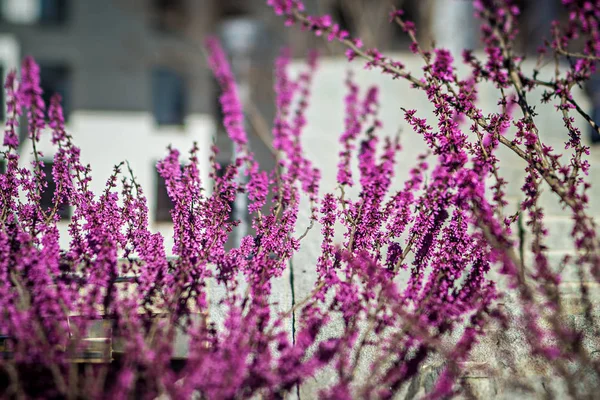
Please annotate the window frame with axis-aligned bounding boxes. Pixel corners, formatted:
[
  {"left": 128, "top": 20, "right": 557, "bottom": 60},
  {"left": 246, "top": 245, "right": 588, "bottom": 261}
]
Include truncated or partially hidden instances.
[
  {"left": 39, "top": 62, "right": 72, "bottom": 121},
  {"left": 39, "top": 159, "right": 71, "bottom": 221},
  {"left": 151, "top": 66, "right": 187, "bottom": 127}
]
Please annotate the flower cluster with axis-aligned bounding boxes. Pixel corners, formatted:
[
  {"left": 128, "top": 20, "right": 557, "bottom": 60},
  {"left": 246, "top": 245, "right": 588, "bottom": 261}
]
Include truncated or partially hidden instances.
[{"left": 0, "top": 0, "right": 600, "bottom": 398}]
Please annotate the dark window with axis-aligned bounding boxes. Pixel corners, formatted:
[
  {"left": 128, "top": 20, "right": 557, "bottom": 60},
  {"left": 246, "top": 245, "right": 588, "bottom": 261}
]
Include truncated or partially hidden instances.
[
  {"left": 589, "top": 73, "right": 600, "bottom": 144},
  {"left": 155, "top": 162, "right": 205, "bottom": 223},
  {"left": 215, "top": 161, "right": 238, "bottom": 223},
  {"left": 152, "top": 67, "right": 186, "bottom": 126},
  {"left": 515, "top": 0, "right": 559, "bottom": 54},
  {"left": 0, "top": 158, "right": 6, "bottom": 174},
  {"left": 39, "top": 0, "right": 67, "bottom": 25},
  {"left": 154, "top": 165, "right": 184, "bottom": 223},
  {"left": 218, "top": 1, "right": 250, "bottom": 18},
  {"left": 391, "top": 0, "right": 420, "bottom": 46},
  {"left": 152, "top": 0, "right": 185, "bottom": 32},
  {"left": 40, "top": 64, "right": 71, "bottom": 120},
  {"left": 40, "top": 161, "right": 70, "bottom": 220},
  {"left": 331, "top": 1, "right": 355, "bottom": 36}
]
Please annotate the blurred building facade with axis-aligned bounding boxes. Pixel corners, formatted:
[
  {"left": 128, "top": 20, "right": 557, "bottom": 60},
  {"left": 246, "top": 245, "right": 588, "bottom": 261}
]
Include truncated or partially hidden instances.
[
  {"left": 0, "top": 0, "right": 282, "bottom": 250},
  {"left": 0, "top": 0, "right": 574, "bottom": 251}
]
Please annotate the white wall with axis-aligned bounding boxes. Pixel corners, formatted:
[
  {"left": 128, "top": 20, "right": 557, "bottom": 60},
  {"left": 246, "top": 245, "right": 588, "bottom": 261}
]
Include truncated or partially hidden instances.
[
  {"left": 19, "top": 111, "right": 214, "bottom": 253},
  {"left": 289, "top": 52, "right": 600, "bottom": 297},
  {"left": 287, "top": 53, "right": 600, "bottom": 397}
]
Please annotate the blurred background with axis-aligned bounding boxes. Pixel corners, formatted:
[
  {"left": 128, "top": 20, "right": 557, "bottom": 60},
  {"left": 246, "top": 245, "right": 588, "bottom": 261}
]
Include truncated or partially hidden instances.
[{"left": 0, "top": 0, "right": 594, "bottom": 250}]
